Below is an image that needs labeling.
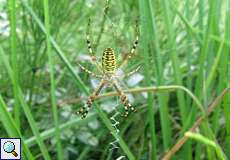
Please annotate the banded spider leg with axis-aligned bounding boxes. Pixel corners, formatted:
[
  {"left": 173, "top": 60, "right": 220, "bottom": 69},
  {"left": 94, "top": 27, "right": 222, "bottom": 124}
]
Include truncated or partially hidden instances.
[
  {"left": 77, "top": 79, "right": 105, "bottom": 118},
  {"left": 112, "top": 80, "right": 136, "bottom": 117}
]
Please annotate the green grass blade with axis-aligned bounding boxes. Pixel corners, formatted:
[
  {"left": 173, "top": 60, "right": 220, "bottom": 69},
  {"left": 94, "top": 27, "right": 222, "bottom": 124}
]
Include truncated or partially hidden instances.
[
  {"left": 220, "top": 0, "right": 230, "bottom": 156},
  {"left": 193, "top": 0, "right": 215, "bottom": 106},
  {"left": 7, "top": 0, "right": 20, "bottom": 129},
  {"left": 206, "top": 41, "right": 224, "bottom": 88},
  {"left": 191, "top": 1, "right": 220, "bottom": 158},
  {"left": 160, "top": 1, "right": 189, "bottom": 157},
  {"left": 160, "top": 0, "right": 187, "bottom": 128},
  {"left": 0, "top": 95, "right": 34, "bottom": 159},
  {"left": 43, "top": 0, "right": 63, "bottom": 159},
  {"left": 148, "top": 0, "right": 172, "bottom": 151},
  {"left": 223, "top": 92, "right": 230, "bottom": 157},
  {"left": 138, "top": 1, "right": 157, "bottom": 159},
  {"left": 198, "top": 0, "right": 204, "bottom": 32},
  {"left": 206, "top": 0, "right": 222, "bottom": 134}
]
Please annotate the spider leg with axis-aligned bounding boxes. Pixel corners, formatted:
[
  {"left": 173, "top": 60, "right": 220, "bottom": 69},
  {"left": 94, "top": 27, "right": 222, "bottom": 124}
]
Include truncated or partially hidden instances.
[
  {"left": 86, "top": 0, "right": 110, "bottom": 72},
  {"left": 77, "top": 79, "right": 105, "bottom": 118},
  {"left": 94, "top": 0, "right": 110, "bottom": 47},
  {"left": 86, "top": 18, "right": 103, "bottom": 73},
  {"left": 112, "top": 80, "right": 136, "bottom": 117},
  {"left": 120, "top": 65, "right": 141, "bottom": 79},
  {"left": 118, "top": 21, "right": 139, "bottom": 69},
  {"left": 77, "top": 62, "right": 102, "bottom": 78}
]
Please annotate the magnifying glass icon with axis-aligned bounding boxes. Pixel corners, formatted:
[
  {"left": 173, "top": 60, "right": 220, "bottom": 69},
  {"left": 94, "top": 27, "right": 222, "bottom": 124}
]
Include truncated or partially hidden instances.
[{"left": 3, "top": 141, "right": 18, "bottom": 157}]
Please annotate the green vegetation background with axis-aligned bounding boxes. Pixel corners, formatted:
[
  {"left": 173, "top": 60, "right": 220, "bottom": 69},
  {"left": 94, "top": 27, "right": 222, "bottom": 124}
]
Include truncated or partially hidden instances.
[{"left": 0, "top": 0, "right": 229, "bottom": 159}]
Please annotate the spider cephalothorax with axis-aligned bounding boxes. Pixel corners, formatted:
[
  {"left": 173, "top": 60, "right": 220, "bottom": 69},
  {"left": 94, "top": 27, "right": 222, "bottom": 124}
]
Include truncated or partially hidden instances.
[{"left": 76, "top": 1, "right": 139, "bottom": 119}]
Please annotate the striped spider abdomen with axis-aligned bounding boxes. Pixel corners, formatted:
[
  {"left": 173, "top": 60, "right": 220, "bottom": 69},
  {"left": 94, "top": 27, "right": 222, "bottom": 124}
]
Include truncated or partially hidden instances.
[{"left": 102, "top": 48, "right": 116, "bottom": 74}]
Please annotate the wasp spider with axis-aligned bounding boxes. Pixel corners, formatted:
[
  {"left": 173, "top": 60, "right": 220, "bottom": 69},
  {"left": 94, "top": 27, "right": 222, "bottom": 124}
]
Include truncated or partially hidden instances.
[{"left": 77, "top": 0, "right": 139, "bottom": 119}]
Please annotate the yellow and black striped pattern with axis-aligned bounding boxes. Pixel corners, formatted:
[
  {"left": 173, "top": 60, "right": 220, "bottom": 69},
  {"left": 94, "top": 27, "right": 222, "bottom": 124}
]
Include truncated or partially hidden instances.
[{"left": 102, "top": 48, "right": 116, "bottom": 74}]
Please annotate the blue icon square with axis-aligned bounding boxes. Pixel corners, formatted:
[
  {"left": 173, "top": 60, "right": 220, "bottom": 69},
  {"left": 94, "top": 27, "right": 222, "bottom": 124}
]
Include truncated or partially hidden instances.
[{"left": 0, "top": 138, "right": 21, "bottom": 160}]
